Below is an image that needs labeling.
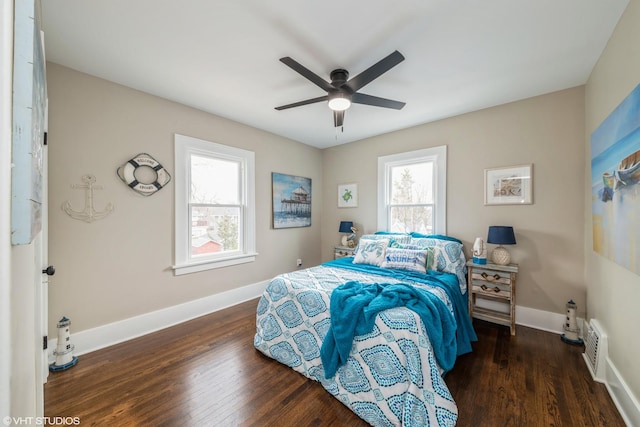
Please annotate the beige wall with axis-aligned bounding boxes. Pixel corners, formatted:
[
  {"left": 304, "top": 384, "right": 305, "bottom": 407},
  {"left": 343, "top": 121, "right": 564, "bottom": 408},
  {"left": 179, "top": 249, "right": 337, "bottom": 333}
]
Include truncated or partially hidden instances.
[
  {"left": 322, "top": 87, "right": 586, "bottom": 317},
  {"left": 585, "top": 0, "right": 640, "bottom": 402},
  {"left": 46, "top": 63, "right": 323, "bottom": 336}
]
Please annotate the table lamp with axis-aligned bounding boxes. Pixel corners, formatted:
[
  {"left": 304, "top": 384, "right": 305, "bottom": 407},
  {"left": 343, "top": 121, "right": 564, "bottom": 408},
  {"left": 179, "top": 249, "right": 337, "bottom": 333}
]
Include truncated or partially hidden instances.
[
  {"left": 487, "top": 226, "right": 516, "bottom": 265},
  {"left": 339, "top": 221, "right": 353, "bottom": 246}
]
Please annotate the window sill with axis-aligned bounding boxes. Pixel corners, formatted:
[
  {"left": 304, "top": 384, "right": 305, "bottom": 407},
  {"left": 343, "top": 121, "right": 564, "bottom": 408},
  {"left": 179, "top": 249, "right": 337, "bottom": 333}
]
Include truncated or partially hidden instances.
[{"left": 172, "top": 252, "right": 258, "bottom": 276}]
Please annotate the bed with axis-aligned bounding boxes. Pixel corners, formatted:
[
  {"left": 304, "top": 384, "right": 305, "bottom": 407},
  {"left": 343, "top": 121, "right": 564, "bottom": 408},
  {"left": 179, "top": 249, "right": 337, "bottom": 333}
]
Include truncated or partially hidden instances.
[{"left": 254, "top": 233, "right": 477, "bottom": 426}]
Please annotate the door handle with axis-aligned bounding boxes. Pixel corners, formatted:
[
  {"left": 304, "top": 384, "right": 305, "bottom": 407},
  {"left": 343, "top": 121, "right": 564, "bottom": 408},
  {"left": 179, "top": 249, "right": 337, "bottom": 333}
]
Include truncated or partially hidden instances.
[{"left": 42, "top": 266, "right": 55, "bottom": 276}]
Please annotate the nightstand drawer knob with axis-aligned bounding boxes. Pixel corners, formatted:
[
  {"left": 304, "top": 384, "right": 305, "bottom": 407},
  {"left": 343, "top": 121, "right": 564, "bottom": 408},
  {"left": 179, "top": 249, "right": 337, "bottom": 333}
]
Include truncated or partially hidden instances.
[
  {"left": 480, "top": 284, "right": 501, "bottom": 293},
  {"left": 481, "top": 272, "right": 501, "bottom": 281}
]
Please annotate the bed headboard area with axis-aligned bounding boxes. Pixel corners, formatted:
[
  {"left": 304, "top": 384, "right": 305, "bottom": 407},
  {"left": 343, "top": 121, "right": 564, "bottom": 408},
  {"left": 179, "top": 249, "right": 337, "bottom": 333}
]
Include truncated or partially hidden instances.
[{"left": 351, "top": 232, "right": 468, "bottom": 292}]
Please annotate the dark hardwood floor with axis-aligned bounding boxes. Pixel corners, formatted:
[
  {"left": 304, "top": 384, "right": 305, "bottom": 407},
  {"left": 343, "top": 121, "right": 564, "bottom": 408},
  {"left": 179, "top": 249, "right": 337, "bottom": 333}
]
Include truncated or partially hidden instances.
[{"left": 45, "top": 298, "right": 625, "bottom": 426}]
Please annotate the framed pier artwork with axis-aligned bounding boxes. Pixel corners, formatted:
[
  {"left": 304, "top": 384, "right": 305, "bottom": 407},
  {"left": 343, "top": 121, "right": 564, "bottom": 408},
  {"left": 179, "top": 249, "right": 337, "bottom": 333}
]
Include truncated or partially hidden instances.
[{"left": 272, "top": 172, "right": 312, "bottom": 229}]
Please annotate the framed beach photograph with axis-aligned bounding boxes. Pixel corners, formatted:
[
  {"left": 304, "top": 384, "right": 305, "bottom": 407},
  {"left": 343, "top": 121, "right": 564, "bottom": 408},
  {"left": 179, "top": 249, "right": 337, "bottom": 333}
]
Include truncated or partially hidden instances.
[
  {"left": 484, "top": 164, "right": 533, "bottom": 205},
  {"left": 338, "top": 183, "right": 358, "bottom": 208},
  {"left": 272, "top": 172, "right": 312, "bottom": 229}
]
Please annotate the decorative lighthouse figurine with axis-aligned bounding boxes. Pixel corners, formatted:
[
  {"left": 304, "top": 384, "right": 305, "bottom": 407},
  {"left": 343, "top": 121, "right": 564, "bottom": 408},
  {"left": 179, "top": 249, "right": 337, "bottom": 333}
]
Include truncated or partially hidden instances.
[
  {"left": 561, "top": 300, "right": 584, "bottom": 345},
  {"left": 49, "top": 316, "right": 79, "bottom": 371}
]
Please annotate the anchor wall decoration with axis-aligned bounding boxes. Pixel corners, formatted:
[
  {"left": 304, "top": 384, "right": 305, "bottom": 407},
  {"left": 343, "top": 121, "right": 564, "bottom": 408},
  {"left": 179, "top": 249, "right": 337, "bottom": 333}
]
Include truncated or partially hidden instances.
[{"left": 62, "top": 175, "right": 114, "bottom": 223}]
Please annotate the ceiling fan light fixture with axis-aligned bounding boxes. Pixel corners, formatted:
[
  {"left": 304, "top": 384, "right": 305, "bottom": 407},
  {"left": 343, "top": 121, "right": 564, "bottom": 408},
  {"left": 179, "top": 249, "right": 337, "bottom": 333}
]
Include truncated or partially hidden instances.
[
  {"left": 328, "top": 92, "right": 351, "bottom": 111},
  {"left": 275, "top": 51, "right": 405, "bottom": 126}
]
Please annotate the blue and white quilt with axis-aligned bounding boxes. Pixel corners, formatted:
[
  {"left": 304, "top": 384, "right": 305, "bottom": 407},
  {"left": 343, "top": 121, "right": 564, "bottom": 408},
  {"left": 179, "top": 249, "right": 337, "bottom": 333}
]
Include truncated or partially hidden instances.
[{"left": 254, "top": 255, "right": 476, "bottom": 427}]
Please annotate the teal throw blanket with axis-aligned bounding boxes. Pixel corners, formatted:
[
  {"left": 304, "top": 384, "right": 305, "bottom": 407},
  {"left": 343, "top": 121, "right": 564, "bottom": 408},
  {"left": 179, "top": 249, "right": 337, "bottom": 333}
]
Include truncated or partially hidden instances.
[
  {"left": 320, "top": 280, "right": 457, "bottom": 379},
  {"left": 323, "top": 258, "right": 477, "bottom": 357}
]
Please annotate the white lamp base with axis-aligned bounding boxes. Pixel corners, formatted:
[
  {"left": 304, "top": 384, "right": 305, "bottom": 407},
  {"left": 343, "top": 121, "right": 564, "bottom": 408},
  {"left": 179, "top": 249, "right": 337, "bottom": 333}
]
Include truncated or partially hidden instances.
[
  {"left": 341, "top": 235, "right": 349, "bottom": 246},
  {"left": 492, "top": 246, "right": 511, "bottom": 265}
]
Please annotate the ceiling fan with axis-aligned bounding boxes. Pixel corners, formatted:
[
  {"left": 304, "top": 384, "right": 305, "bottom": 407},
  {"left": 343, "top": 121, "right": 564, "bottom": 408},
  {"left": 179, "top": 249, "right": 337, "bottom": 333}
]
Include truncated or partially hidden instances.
[{"left": 275, "top": 50, "right": 406, "bottom": 128}]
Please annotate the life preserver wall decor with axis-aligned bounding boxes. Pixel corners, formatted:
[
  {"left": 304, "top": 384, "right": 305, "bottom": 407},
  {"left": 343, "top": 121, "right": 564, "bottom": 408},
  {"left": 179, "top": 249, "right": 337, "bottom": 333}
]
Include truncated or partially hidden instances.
[{"left": 117, "top": 153, "right": 171, "bottom": 196}]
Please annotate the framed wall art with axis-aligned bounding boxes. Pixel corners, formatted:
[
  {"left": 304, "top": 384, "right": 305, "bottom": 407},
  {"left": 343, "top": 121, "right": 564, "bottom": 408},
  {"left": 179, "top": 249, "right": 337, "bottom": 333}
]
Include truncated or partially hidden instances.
[
  {"left": 338, "top": 183, "right": 358, "bottom": 208},
  {"left": 591, "top": 83, "right": 640, "bottom": 275},
  {"left": 272, "top": 172, "right": 311, "bottom": 229},
  {"left": 484, "top": 164, "right": 533, "bottom": 205}
]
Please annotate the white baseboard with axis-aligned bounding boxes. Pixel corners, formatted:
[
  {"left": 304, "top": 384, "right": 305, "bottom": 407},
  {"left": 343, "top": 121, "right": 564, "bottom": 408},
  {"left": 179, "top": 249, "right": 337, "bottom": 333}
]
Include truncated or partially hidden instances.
[
  {"left": 516, "top": 304, "right": 578, "bottom": 335},
  {"left": 475, "top": 299, "right": 576, "bottom": 335},
  {"left": 605, "top": 357, "right": 640, "bottom": 427},
  {"left": 48, "top": 279, "right": 268, "bottom": 362}
]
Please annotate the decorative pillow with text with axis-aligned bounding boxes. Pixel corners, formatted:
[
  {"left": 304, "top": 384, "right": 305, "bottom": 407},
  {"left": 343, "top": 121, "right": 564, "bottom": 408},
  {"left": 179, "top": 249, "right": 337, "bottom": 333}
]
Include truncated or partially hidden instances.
[{"left": 381, "top": 247, "right": 434, "bottom": 273}]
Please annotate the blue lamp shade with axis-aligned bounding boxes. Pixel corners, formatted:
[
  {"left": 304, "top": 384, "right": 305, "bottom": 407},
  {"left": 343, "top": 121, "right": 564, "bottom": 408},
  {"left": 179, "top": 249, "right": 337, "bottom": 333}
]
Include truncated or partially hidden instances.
[
  {"left": 487, "top": 226, "right": 516, "bottom": 245},
  {"left": 339, "top": 221, "right": 353, "bottom": 233}
]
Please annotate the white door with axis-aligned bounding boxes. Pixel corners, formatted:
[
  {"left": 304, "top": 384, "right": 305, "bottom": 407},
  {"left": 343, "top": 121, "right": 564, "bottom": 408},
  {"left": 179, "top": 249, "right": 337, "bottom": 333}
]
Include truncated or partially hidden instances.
[
  {"left": 35, "top": 100, "right": 50, "bottom": 414},
  {"left": 12, "top": 0, "right": 49, "bottom": 417},
  {"left": 33, "top": 205, "right": 47, "bottom": 416}
]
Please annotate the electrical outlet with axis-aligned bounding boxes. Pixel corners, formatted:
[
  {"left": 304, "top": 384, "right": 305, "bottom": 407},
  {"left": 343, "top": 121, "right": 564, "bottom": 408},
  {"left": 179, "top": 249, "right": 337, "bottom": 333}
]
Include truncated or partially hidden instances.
[{"left": 297, "top": 259, "right": 302, "bottom": 267}]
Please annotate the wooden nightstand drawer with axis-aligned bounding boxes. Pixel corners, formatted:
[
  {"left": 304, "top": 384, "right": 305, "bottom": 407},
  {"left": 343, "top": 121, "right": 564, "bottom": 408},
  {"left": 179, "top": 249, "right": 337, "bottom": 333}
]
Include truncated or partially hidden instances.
[
  {"left": 334, "top": 246, "right": 354, "bottom": 259},
  {"left": 472, "top": 283, "right": 511, "bottom": 299},
  {"left": 471, "top": 271, "right": 511, "bottom": 286}
]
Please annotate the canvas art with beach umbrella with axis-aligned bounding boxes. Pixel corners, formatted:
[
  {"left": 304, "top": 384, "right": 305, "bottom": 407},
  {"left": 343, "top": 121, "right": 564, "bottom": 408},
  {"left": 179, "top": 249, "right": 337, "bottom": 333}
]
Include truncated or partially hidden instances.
[{"left": 591, "top": 83, "right": 640, "bottom": 274}]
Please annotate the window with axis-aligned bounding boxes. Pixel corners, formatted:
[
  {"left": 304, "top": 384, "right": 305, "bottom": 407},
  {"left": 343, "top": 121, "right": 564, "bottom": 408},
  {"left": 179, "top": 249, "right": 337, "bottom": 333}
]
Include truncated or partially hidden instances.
[
  {"left": 174, "top": 134, "right": 256, "bottom": 275},
  {"left": 377, "top": 146, "right": 447, "bottom": 234}
]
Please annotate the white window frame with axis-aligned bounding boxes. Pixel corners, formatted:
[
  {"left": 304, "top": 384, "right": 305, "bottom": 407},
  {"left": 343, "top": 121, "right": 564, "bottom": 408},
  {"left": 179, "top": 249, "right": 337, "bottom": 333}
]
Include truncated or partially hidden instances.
[
  {"left": 173, "top": 134, "right": 256, "bottom": 275},
  {"left": 377, "top": 146, "right": 447, "bottom": 234}
]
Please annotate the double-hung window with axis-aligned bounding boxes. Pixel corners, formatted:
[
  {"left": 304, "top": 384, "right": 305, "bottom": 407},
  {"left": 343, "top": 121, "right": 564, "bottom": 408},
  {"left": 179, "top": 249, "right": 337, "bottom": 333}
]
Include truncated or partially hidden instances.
[
  {"left": 377, "top": 146, "right": 447, "bottom": 234},
  {"left": 174, "top": 134, "right": 256, "bottom": 275}
]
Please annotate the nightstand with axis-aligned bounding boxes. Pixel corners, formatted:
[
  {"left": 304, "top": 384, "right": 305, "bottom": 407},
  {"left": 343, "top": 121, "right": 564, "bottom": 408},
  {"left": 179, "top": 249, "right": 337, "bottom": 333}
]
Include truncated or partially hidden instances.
[
  {"left": 334, "top": 246, "right": 355, "bottom": 259},
  {"left": 467, "top": 260, "right": 518, "bottom": 335}
]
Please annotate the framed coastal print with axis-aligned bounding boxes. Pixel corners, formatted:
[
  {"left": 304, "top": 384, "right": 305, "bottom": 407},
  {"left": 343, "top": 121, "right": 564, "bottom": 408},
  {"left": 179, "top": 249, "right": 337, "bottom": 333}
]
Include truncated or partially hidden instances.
[
  {"left": 338, "top": 183, "right": 358, "bottom": 208},
  {"left": 484, "top": 164, "right": 533, "bottom": 205},
  {"left": 272, "top": 173, "right": 311, "bottom": 229}
]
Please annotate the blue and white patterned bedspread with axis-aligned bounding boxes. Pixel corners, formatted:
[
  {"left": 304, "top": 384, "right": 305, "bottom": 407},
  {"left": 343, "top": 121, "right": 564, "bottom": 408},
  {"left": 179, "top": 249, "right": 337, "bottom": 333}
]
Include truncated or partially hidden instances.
[{"left": 254, "top": 262, "right": 466, "bottom": 427}]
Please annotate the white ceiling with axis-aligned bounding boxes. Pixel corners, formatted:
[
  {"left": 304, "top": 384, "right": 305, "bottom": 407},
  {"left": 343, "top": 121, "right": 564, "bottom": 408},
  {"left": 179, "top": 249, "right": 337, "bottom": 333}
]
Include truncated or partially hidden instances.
[{"left": 41, "top": 0, "right": 628, "bottom": 149}]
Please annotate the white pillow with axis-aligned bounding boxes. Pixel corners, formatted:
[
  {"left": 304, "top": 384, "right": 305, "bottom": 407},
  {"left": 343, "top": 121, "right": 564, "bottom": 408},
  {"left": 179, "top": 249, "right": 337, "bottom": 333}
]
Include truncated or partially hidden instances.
[{"left": 353, "top": 238, "right": 390, "bottom": 266}]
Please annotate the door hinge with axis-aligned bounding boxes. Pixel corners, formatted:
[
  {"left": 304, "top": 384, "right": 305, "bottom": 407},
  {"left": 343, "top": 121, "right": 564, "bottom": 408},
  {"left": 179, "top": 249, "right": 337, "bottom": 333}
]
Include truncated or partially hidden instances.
[
  {"left": 43, "top": 335, "right": 48, "bottom": 350},
  {"left": 43, "top": 131, "right": 47, "bottom": 146}
]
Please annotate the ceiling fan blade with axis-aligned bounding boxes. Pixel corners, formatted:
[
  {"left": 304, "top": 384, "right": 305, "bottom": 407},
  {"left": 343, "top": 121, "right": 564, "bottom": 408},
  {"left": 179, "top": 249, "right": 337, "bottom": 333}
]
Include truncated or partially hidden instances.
[
  {"left": 275, "top": 95, "right": 328, "bottom": 110},
  {"left": 352, "top": 93, "right": 405, "bottom": 110},
  {"left": 333, "top": 110, "right": 345, "bottom": 128},
  {"left": 344, "top": 50, "right": 405, "bottom": 93},
  {"left": 280, "top": 57, "right": 335, "bottom": 92}
]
